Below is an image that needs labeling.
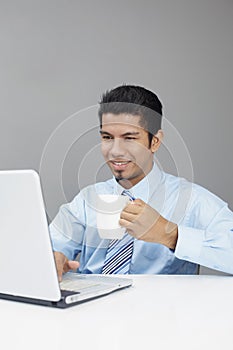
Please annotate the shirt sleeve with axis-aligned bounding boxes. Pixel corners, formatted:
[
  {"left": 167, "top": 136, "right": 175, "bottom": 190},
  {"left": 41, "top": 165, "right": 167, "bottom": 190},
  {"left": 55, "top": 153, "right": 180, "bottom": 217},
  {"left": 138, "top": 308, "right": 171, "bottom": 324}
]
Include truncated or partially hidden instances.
[
  {"left": 49, "top": 192, "right": 86, "bottom": 260},
  {"left": 175, "top": 186, "right": 233, "bottom": 274}
]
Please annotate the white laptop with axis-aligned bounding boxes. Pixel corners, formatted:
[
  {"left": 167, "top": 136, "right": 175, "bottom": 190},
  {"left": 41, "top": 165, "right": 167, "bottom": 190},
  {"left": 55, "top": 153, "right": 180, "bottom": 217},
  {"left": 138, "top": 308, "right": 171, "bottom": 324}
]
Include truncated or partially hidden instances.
[{"left": 0, "top": 170, "right": 132, "bottom": 308}]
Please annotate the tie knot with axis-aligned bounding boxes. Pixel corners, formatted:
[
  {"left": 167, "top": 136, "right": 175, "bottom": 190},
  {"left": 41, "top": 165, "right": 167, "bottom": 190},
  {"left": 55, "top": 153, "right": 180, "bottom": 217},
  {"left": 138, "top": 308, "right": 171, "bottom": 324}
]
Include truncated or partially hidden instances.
[{"left": 121, "top": 190, "right": 135, "bottom": 201}]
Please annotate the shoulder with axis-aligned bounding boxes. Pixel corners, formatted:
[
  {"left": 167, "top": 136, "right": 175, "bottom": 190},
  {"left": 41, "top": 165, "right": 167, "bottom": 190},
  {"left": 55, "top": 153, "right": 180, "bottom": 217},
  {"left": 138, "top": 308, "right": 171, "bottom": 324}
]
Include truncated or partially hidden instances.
[
  {"left": 168, "top": 173, "right": 228, "bottom": 226},
  {"left": 162, "top": 171, "right": 194, "bottom": 197},
  {"left": 163, "top": 171, "right": 225, "bottom": 203},
  {"left": 190, "top": 181, "right": 227, "bottom": 213},
  {"left": 163, "top": 171, "right": 227, "bottom": 214}
]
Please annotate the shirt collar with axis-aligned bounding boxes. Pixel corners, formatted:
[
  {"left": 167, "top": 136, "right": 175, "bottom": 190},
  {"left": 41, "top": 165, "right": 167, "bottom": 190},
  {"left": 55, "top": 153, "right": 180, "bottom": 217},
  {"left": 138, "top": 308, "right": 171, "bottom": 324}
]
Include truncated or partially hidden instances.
[{"left": 112, "top": 162, "right": 163, "bottom": 202}]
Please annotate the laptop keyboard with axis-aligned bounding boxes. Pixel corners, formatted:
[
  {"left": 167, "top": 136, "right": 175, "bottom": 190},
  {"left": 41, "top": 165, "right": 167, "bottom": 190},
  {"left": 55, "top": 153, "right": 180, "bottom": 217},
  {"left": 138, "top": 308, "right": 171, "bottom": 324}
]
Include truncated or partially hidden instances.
[
  {"left": 59, "top": 273, "right": 131, "bottom": 296},
  {"left": 60, "top": 275, "right": 110, "bottom": 293}
]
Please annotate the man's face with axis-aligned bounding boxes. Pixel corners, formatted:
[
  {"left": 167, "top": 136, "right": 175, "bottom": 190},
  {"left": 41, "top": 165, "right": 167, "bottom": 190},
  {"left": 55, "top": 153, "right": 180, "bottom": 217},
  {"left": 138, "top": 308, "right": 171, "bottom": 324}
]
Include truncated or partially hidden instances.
[{"left": 100, "top": 113, "right": 161, "bottom": 187}]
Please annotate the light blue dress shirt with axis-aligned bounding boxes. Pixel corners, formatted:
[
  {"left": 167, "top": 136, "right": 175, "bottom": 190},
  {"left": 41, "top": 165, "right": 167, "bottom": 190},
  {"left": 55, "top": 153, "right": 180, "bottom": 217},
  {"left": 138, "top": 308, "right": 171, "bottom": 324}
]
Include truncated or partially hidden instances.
[{"left": 50, "top": 163, "right": 233, "bottom": 274}]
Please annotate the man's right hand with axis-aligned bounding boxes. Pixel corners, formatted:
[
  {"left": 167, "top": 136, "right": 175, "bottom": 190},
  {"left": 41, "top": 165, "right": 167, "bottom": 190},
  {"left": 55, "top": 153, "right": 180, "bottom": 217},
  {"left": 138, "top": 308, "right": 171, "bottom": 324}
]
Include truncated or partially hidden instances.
[{"left": 54, "top": 251, "right": 80, "bottom": 282}]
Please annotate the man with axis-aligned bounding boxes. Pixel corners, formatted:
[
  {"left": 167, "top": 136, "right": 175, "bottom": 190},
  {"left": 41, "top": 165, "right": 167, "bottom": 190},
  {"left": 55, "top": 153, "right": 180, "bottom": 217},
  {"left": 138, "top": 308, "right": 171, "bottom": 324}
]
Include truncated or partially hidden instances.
[{"left": 50, "top": 85, "right": 233, "bottom": 281}]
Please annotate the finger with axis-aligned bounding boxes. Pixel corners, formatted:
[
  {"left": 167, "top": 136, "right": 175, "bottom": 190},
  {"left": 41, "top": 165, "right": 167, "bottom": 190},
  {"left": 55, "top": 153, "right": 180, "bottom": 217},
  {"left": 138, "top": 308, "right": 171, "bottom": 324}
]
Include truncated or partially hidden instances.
[
  {"left": 63, "top": 260, "right": 79, "bottom": 273},
  {"left": 123, "top": 202, "right": 144, "bottom": 214},
  {"left": 131, "top": 199, "right": 145, "bottom": 206},
  {"left": 120, "top": 211, "right": 137, "bottom": 222},
  {"left": 68, "top": 260, "right": 80, "bottom": 271},
  {"left": 119, "top": 217, "right": 133, "bottom": 228},
  {"left": 57, "top": 264, "right": 63, "bottom": 282},
  {"left": 54, "top": 252, "right": 65, "bottom": 282}
]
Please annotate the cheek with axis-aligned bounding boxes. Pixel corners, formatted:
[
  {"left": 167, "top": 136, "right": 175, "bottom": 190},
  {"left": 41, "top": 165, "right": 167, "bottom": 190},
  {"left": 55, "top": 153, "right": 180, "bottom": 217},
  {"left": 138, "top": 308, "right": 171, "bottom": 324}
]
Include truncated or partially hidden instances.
[
  {"left": 101, "top": 143, "right": 109, "bottom": 158},
  {"left": 127, "top": 142, "right": 150, "bottom": 157},
  {"left": 131, "top": 149, "right": 152, "bottom": 168}
]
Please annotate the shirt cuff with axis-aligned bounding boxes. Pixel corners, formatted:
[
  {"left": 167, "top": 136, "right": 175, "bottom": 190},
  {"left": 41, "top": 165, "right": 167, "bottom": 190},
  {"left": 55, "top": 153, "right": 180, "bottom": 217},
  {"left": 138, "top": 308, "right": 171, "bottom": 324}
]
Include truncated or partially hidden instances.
[{"left": 175, "top": 226, "right": 205, "bottom": 263}]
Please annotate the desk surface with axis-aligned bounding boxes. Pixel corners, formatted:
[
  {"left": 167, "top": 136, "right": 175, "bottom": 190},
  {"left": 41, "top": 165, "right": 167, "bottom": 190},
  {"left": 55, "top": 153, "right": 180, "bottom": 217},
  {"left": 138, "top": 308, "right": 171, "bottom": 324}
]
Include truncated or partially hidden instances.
[{"left": 1, "top": 275, "right": 233, "bottom": 350}]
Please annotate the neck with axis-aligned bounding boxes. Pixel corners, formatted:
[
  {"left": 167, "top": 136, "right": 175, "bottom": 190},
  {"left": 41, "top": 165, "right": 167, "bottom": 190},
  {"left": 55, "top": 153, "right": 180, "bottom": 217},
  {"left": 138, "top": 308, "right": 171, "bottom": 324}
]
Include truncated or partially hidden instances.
[{"left": 117, "top": 178, "right": 134, "bottom": 189}]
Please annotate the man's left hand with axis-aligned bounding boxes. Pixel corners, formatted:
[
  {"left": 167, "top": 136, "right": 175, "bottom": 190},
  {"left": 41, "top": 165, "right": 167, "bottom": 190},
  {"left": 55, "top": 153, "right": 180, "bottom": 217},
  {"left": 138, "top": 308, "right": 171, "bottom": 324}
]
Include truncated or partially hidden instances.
[{"left": 119, "top": 199, "right": 178, "bottom": 250}]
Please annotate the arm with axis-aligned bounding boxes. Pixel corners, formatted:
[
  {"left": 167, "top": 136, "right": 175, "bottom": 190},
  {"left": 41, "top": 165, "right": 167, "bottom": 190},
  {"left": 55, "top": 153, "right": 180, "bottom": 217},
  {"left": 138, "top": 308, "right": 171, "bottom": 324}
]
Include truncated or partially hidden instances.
[
  {"left": 120, "top": 196, "right": 233, "bottom": 274},
  {"left": 49, "top": 192, "right": 86, "bottom": 280},
  {"left": 175, "top": 204, "right": 233, "bottom": 274}
]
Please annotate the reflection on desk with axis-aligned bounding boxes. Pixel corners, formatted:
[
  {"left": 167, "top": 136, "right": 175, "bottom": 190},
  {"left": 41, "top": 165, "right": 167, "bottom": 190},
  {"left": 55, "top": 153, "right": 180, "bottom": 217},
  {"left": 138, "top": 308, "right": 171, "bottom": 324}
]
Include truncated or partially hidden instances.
[{"left": 0, "top": 275, "right": 233, "bottom": 350}]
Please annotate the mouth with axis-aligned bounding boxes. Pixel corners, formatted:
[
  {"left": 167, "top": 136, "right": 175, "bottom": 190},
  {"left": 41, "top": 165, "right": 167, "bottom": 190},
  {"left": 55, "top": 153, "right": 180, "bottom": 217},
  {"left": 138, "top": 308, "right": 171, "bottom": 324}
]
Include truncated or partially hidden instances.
[{"left": 109, "top": 160, "right": 131, "bottom": 171}]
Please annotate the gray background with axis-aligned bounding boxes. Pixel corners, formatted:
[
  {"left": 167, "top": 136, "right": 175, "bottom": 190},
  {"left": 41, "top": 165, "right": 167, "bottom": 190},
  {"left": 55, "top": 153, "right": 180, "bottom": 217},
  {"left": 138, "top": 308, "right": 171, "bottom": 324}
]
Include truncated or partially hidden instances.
[{"left": 0, "top": 0, "right": 232, "bottom": 274}]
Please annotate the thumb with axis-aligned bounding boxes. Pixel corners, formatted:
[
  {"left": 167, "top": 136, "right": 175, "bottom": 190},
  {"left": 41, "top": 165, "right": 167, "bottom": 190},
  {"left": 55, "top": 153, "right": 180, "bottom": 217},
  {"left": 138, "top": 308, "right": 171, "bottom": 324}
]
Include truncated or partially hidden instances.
[{"left": 68, "top": 260, "right": 80, "bottom": 271}]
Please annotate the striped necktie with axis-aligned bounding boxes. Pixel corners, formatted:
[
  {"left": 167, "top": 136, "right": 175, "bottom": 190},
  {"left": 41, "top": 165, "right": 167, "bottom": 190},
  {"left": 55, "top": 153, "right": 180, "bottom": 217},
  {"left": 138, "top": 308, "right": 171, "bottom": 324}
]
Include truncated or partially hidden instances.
[{"left": 102, "top": 190, "right": 135, "bottom": 274}]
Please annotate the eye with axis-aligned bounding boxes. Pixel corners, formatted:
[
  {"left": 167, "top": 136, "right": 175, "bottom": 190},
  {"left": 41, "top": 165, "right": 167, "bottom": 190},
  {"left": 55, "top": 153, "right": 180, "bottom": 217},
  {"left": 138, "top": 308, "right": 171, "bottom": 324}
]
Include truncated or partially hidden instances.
[
  {"left": 101, "top": 135, "right": 113, "bottom": 140},
  {"left": 125, "top": 137, "right": 136, "bottom": 140}
]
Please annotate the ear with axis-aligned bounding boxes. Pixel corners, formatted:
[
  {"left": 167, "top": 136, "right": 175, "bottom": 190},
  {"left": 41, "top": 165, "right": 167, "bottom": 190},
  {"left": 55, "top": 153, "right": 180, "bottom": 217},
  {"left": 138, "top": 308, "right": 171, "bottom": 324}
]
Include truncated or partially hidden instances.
[{"left": 150, "top": 130, "right": 164, "bottom": 153}]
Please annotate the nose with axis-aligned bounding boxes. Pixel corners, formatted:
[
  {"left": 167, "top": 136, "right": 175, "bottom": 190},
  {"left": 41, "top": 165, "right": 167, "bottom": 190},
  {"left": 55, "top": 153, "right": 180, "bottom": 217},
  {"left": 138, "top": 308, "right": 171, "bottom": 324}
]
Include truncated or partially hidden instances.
[{"left": 109, "top": 138, "right": 126, "bottom": 158}]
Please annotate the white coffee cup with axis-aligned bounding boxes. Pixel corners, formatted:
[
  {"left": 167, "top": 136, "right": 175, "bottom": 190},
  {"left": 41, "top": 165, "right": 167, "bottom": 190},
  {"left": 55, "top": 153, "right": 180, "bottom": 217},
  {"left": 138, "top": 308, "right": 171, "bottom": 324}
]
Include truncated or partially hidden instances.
[{"left": 96, "top": 194, "right": 130, "bottom": 239}]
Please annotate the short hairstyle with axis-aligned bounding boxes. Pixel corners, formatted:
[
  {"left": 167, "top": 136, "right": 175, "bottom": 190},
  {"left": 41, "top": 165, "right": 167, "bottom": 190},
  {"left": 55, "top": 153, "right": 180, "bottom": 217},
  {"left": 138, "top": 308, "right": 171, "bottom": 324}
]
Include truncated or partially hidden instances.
[{"left": 98, "top": 84, "right": 163, "bottom": 144}]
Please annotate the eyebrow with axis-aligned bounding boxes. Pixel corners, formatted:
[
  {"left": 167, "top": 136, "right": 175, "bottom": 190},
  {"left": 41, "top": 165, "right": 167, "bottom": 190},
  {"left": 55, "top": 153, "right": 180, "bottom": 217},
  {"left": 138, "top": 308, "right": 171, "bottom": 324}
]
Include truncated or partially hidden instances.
[{"left": 99, "top": 130, "right": 140, "bottom": 136}]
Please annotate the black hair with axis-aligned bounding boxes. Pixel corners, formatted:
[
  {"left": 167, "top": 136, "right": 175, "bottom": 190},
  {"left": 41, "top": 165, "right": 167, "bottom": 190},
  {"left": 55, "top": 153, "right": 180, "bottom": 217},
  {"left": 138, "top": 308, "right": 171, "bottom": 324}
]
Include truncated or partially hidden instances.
[{"left": 98, "top": 84, "right": 163, "bottom": 145}]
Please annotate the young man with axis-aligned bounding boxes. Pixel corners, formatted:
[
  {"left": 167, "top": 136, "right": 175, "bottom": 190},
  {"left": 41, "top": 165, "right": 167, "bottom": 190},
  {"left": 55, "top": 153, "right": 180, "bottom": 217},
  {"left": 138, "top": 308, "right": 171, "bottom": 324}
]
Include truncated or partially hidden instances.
[{"left": 50, "top": 85, "right": 233, "bottom": 280}]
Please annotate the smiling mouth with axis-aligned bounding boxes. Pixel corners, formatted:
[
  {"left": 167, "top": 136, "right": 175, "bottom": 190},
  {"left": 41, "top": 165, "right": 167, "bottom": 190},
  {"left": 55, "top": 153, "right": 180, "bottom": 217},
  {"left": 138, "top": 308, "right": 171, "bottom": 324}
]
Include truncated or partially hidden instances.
[{"left": 109, "top": 160, "right": 131, "bottom": 170}]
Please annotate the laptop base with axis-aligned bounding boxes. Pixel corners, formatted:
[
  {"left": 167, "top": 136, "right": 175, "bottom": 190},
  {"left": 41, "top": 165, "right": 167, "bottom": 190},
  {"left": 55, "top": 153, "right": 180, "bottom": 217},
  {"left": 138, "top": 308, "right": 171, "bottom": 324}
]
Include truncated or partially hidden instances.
[{"left": 0, "top": 284, "right": 132, "bottom": 308}]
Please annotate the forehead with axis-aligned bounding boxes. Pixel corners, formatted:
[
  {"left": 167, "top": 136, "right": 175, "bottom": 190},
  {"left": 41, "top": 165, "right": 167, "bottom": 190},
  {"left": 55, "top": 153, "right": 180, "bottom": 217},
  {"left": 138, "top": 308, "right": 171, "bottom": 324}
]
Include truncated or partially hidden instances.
[{"left": 101, "top": 113, "right": 143, "bottom": 130}]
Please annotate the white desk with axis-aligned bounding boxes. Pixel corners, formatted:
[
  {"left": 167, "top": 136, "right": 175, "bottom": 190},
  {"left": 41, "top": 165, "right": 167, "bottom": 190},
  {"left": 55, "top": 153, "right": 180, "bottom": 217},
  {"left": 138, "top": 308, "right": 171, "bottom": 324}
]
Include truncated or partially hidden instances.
[{"left": 1, "top": 275, "right": 233, "bottom": 350}]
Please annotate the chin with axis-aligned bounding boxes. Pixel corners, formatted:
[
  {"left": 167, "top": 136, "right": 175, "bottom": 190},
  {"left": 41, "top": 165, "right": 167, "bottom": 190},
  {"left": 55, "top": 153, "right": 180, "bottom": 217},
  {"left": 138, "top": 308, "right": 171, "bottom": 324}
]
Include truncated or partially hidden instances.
[{"left": 114, "top": 171, "right": 124, "bottom": 180}]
